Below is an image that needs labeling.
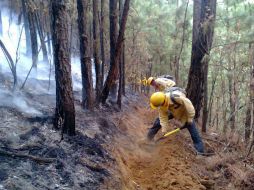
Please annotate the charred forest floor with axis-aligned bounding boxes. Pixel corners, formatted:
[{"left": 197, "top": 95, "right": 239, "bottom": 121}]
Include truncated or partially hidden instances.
[{"left": 0, "top": 76, "right": 254, "bottom": 190}]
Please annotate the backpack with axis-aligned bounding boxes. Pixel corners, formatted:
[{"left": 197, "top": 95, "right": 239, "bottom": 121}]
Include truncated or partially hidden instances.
[
  {"left": 167, "top": 87, "right": 186, "bottom": 108},
  {"left": 167, "top": 86, "right": 186, "bottom": 95},
  {"left": 158, "top": 74, "right": 175, "bottom": 81}
]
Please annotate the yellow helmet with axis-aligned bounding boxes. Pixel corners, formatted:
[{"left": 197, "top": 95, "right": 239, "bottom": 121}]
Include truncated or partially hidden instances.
[
  {"left": 147, "top": 77, "right": 154, "bottom": 85},
  {"left": 150, "top": 92, "right": 166, "bottom": 109}
]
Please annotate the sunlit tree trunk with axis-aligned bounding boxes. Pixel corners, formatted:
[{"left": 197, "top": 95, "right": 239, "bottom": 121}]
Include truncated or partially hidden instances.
[
  {"left": 77, "top": 0, "right": 94, "bottom": 110},
  {"left": 186, "top": 0, "right": 217, "bottom": 122},
  {"left": 51, "top": 0, "right": 75, "bottom": 136}
]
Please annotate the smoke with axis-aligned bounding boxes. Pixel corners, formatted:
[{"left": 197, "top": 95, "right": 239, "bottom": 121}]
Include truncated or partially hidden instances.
[
  {"left": 0, "top": 4, "right": 97, "bottom": 113},
  {"left": 0, "top": 88, "right": 42, "bottom": 115}
]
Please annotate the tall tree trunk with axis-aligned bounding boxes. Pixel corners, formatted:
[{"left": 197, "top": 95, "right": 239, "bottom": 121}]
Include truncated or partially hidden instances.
[
  {"left": 186, "top": 0, "right": 217, "bottom": 120},
  {"left": 176, "top": 0, "right": 189, "bottom": 85},
  {"left": 35, "top": 12, "right": 48, "bottom": 63},
  {"left": 228, "top": 43, "right": 237, "bottom": 132},
  {"left": 122, "top": 42, "right": 126, "bottom": 95},
  {"left": 222, "top": 78, "right": 227, "bottom": 134},
  {"left": 202, "top": 56, "right": 209, "bottom": 133},
  {"left": 93, "top": 0, "right": 102, "bottom": 101},
  {"left": 108, "top": 0, "right": 118, "bottom": 102},
  {"left": 117, "top": 0, "right": 124, "bottom": 108},
  {"left": 101, "top": 0, "right": 130, "bottom": 103},
  {"left": 208, "top": 75, "right": 217, "bottom": 127},
  {"left": 47, "top": 32, "right": 52, "bottom": 55},
  {"left": 100, "top": 0, "right": 105, "bottom": 86},
  {"left": 245, "top": 43, "right": 254, "bottom": 142},
  {"left": 21, "top": 0, "right": 32, "bottom": 56},
  {"left": 77, "top": 0, "right": 94, "bottom": 110},
  {"left": 27, "top": 0, "right": 38, "bottom": 68},
  {"left": 51, "top": 0, "right": 75, "bottom": 136}
]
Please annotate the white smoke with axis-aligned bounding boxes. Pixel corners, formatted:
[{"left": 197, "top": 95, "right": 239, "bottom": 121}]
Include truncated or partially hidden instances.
[{"left": 0, "top": 4, "right": 96, "bottom": 113}]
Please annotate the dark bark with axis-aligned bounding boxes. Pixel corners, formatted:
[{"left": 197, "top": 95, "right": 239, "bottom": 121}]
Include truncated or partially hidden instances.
[
  {"left": 27, "top": 0, "right": 38, "bottom": 68},
  {"left": 51, "top": 0, "right": 75, "bottom": 136},
  {"left": 93, "top": 0, "right": 102, "bottom": 101},
  {"left": 117, "top": 0, "right": 124, "bottom": 107},
  {"left": 21, "top": 0, "right": 32, "bottom": 56},
  {"left": 108, "top": 0, "right": 118, "bottom": 101},
  {"left": 101, "top": 0, "right": 130, "bottom": 103},
  {"left": 122, "top": 42, "right": 126, "bottom": 95},
  {"left": 47, "top": 32, "right": 52, "bottom": 55},
  {"left": 245, "top": 105, "right": 251, "bottom": 142},
  {"left": 100, "top": 0, "right": 105, "bottom": 86},
  {"left": 77, "top": 0, "right": 94, "bottom": 110},
  {"left": 186, "top": 0, "right": 217, "bottom": 119}
]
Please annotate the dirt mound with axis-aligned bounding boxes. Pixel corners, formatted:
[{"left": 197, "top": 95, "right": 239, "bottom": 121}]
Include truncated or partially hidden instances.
[
  {"left": 108, "top": 102, "right": 205, "bottom": 190},
  {"left": 108, "top": 97, "right": 254, "bottom": 190}
]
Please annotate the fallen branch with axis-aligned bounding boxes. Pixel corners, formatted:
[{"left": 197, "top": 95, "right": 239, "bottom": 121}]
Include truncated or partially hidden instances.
[{"left": 0, "top": 149, "right": 56, "bottom": 164}]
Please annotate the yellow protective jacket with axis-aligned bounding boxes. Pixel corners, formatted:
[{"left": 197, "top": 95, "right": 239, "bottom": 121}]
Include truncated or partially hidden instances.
[
  {"left": 159, "top": 90, "right": 195, "bottom": 132},
  {"left": 154, "top": 78, "right": 176, "bottom": 91}
]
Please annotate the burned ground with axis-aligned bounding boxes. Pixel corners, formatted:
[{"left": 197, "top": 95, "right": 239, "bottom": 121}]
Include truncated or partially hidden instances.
[{"left": 0, "top": 87, "right": 254, "bottom": 190}]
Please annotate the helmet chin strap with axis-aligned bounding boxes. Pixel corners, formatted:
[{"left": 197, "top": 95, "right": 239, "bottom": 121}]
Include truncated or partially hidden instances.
[{"left": 161, "top": 94, "right": 167, "bottom": 107}]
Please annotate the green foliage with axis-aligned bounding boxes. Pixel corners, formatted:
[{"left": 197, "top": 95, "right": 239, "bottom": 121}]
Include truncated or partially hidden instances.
[{"left": 126, "top": 0, "right": 254, "bottom": 134}]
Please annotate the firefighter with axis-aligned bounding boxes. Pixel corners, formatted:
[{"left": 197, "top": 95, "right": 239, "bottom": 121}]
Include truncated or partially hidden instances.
[
  {"left": 147, "top": 76, "right": 176, "bottom": 91},
  {"left": 148, "top": 91, "right": 205, "bottom": 153}
]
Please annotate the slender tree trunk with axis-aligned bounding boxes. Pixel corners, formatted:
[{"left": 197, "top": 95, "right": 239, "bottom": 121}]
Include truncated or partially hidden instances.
[
  {"left": 202, "top": 57, "right": 209, "bottom": 133},
  {"left": 51, "top": 0, "right": 75, "bottom": 136},
  {"left": 186, "top": 0, "right": 217, "bottom": 120},
  {"left": 100, "top": 0, "right": 105, "bottom": 86},
  {"left": 21, "top": 0, "right": 32, "bottom": 56},
  {"left": 35, "top": 12, "right": 48, "bottom": 62},
  {"left": 176, "top": 0, "right": 189, "bottom": 85},
  {"left": 93, "top": 0, "right": 102, "bottom": 101},
  {"left": 77, "top": 0, "right": 94, "bottom": 110},
  {"left": 47, "top": 32, "right": 51, "bottom": 55},
  {"left": 208, "top": 75, "right": 217, "bottom": 126},
  {"left": 0, "top": 40, "right": 17, "bottom": 88},
  {"left": 245, "top": 43, "right": 254, "bottom": 142},
  {"left": 117, "top": 0, "right": 124, "bottom": 107},
  {"left": 122, "top": 42, "right": 126, "bottom": 95},
  {"left": 0, "top": 10, "right": 3, "bottom": 35},
  {"left": 117, "top": 47, "right": 122, "bottom": 108},
  {"left": 27, "top": 0, "right": 38, "bottom": 68},
  {"left": 108, "top": 0, "right": 118, "bottom": 101},
  {"left": 101, "top": 0, "right": 130, "bottom": 103},
  {"left": 222, "top": 78, "right": 227, "bottom": 134}
]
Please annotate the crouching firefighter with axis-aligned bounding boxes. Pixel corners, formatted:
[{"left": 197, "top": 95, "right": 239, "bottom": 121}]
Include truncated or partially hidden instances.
[{"left": 148, "top": 91, "right": 205, "bottom": 154}]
